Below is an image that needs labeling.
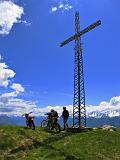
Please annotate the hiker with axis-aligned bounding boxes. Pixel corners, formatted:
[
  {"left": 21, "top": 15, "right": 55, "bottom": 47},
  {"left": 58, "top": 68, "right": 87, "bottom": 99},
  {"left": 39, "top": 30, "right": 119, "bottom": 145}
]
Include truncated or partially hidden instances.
[
  {"left": 25, "top": 113, "right": 35, "bottom": 130},
  {"left": 62, "top": 107, "right": 69, "bottom": 130},
  {"left": 50, "top": 109, "right": 58, "bottom": 127}
]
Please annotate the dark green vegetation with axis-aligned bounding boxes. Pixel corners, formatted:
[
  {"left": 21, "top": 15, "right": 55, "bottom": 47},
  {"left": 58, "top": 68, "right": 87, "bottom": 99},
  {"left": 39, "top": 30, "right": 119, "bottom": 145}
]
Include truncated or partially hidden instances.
[{"left": 0, "top": 126, "right": 120, "bottom": 160}]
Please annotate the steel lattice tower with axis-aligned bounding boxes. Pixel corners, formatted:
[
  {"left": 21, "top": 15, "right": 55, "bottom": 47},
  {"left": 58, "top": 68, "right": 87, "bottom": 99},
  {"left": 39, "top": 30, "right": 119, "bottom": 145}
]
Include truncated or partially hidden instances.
[
  {"left": 73, "top": 12, "right": 86, "bottom": 127},
  {"left": 60, "top": 11, "right": 101, "bottom": 128}
]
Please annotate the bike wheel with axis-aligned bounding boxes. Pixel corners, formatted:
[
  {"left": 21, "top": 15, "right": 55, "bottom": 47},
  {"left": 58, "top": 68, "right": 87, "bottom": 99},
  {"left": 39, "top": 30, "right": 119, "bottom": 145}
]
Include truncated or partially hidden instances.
[
  {"left": 41, "top": 120, "right": 48, "bottom": 128},
  {"left": 54, "top": 123, "right": 61, "bottom": 133}
]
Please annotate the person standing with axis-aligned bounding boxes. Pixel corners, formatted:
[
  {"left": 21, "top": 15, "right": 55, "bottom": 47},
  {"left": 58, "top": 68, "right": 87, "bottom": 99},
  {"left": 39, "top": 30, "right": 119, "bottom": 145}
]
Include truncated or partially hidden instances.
[
  {"left": 62, "top": 107, "right": 69, "bottom": 130},
  {"left": 50, "top": 109, "right": 58, "bottom": 126}
]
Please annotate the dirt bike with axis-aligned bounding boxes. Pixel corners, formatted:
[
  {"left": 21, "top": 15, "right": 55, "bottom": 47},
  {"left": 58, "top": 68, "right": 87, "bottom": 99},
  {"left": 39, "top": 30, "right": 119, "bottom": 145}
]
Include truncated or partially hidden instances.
[{"left": 24, "top": 113, "right": 35, "bottom": 130}]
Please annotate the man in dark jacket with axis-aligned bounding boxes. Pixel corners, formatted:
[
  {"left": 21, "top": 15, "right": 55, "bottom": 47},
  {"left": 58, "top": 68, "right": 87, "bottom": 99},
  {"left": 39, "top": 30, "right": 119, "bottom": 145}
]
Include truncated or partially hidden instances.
[
  {"left": 62, "top": 107, "right": 69, "bottom": 130},
  {"left": 51, "top": 109, "right": 58, "bottom": 126}
]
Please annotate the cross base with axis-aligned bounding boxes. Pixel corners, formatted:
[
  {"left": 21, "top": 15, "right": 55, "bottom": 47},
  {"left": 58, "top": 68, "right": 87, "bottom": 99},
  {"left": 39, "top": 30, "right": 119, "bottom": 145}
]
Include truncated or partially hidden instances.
[{"left": 67, "top": 126, "right": 93, "bottom": 133}]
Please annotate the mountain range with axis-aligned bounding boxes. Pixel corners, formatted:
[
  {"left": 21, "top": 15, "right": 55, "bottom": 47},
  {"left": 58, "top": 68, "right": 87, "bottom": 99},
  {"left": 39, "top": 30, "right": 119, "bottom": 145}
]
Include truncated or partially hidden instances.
[
  {"left": 87, "top": 109, "right": 120, "bottom": 118},
  {"left": 0, "top": 113, "right": 120, "bottom": 128}
]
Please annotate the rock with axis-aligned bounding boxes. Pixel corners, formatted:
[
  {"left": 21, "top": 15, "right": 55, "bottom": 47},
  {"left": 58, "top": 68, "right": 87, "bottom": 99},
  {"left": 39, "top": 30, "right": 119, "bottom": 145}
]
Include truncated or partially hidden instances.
[
  {"left": 93, "top": 127, "right": 97, "bottom": 130},
  {"left": 100, "top": 125, "right": 117, "bottom": 131}
]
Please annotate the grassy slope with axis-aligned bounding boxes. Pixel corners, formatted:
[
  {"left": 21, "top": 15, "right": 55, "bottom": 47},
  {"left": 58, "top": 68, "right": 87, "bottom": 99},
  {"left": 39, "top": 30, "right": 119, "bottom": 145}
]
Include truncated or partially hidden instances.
[{"left": 0, "top": 126, "right": 120, "bottom": 160}]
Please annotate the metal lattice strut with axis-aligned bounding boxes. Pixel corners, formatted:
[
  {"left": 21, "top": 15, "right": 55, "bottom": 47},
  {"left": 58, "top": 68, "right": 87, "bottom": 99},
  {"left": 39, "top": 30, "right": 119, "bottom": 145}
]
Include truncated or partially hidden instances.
[{"left": 73, "top": 12, "right": 86, "bottom": 127}]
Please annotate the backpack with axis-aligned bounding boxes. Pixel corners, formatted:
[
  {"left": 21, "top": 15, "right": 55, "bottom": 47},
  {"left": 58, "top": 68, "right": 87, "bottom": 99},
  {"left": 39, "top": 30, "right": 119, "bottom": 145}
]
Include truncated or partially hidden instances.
[{"left": 53, "top": 111, "right": 58, "bottom": 117}]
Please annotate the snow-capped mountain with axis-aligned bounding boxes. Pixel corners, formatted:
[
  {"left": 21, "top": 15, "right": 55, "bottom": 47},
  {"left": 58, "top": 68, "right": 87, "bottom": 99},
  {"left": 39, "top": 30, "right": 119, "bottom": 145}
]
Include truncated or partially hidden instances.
[
  {"left": 87, "top": 109, "right": 120, "bottom": 118},
  {"left": 85, "top": 96, "right": 120, "bottom": 118}
]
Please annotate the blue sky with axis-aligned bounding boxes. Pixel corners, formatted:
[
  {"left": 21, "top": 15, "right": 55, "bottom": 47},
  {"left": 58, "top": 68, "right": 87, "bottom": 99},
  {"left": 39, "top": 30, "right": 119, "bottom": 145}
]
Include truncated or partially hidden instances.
[{"left": 0, "top": 0, "right": 120, "bottom": 116}]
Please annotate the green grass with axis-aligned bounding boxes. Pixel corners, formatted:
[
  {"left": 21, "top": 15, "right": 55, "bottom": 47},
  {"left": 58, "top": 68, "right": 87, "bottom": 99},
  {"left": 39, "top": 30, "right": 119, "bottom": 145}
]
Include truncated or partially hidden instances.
[{"left": 0, "top": 126, "right": 120, "bottom": 160}]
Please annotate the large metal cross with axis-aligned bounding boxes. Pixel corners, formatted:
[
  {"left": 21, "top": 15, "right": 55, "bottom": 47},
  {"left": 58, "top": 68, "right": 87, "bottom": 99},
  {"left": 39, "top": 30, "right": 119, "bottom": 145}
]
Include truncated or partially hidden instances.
[{"left": 60, "top": 12, "right": 101, "bottom": 128}]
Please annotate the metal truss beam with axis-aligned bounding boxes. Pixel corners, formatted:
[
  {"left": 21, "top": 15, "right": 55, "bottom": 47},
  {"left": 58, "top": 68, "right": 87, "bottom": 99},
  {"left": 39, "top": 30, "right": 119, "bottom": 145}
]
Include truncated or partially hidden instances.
[{"left": 60, "top": 20, "right": 101, "bottom": 47}]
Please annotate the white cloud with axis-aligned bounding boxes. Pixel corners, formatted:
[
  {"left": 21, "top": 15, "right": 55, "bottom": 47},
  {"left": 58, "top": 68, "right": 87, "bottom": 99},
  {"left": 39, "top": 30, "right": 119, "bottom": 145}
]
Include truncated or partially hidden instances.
[
  {"left": 63, "top": 4, "right": 73, "bottom": 10},
  {"left": 59, "top": 4, "right": 64, "bottom": 9},
  {"left": 0, "top": 54, "right": 2, "bottom": 61},
  {"left": 0, "top": 62, "right": 16, "bottom": 87},
  {"left": 1, "top": 91, "right": 18, "bottom": 98},
  {"left": 0, "top": 83, "right": 25, "bottom": 105},
  {"left": 51, "top": 3, "right": 73, "bottom": 13},
  {"left": 86, "top": 96, "right": 120, "bottom": 118},
  {"left": 11, "top": 83, "right": 25, "bottom": 93},
  {"left": 0, "top": 83, "right": 25, "bottom": 100},
  {"left": 0, "top": 58, "right": 120, "bottom": 118},
  {"left": 0, "top": 98, "right": 72, "bottom": 117},
  {"left": 0, "top": 0, "right": 24, "bottom": 35},
  {"left": 51, "top": 6, "right": 57, "bottom": 12},
  {"left": 0, "top": 95, "right": 120, "bottom": 117},
  {"left": 0, "top": 98, "right": 38, "bottom": 116},
  {"left": 110, "top": 96, "right": 120, "bottom": 106},
  {"left": 21, "top": 20, "right": 31, "bottom": 27},
  {"left": 0, "top": 57, "right": 28, "bottom": 116}
]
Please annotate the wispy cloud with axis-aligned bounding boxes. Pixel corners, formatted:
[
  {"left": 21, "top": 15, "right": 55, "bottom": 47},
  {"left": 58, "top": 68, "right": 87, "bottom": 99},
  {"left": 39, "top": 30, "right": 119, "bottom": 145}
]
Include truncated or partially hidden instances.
[
  {"left": 11, "top": 83, "right": 25, "bottom": 93},
  {"left": 0, "top": 83, "right": 25, "bottom": 99},
  {"left": 21, "top": 20, "right": 32, "bottom": 27},
  {"left": 0, "top": 98, "right": 38, "bottom": 116},
  {"left": 51, "top": 1, "right": 73, "bottom": 13},
  {"left": 0, "top": 93, "right": 120, "bottom": 117}
]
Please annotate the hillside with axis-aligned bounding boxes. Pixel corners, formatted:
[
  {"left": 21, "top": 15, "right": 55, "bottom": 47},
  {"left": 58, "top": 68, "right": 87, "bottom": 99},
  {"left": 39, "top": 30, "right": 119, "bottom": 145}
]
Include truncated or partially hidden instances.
[{"left": 0, "top": 126, "right": 120, "bottom": 160}]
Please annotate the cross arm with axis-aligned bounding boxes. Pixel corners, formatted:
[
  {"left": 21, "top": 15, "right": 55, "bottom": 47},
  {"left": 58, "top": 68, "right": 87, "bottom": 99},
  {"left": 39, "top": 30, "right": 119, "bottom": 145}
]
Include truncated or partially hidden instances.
[{"left": 60, "top": 20, "right": 101, "bottom": 47}]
